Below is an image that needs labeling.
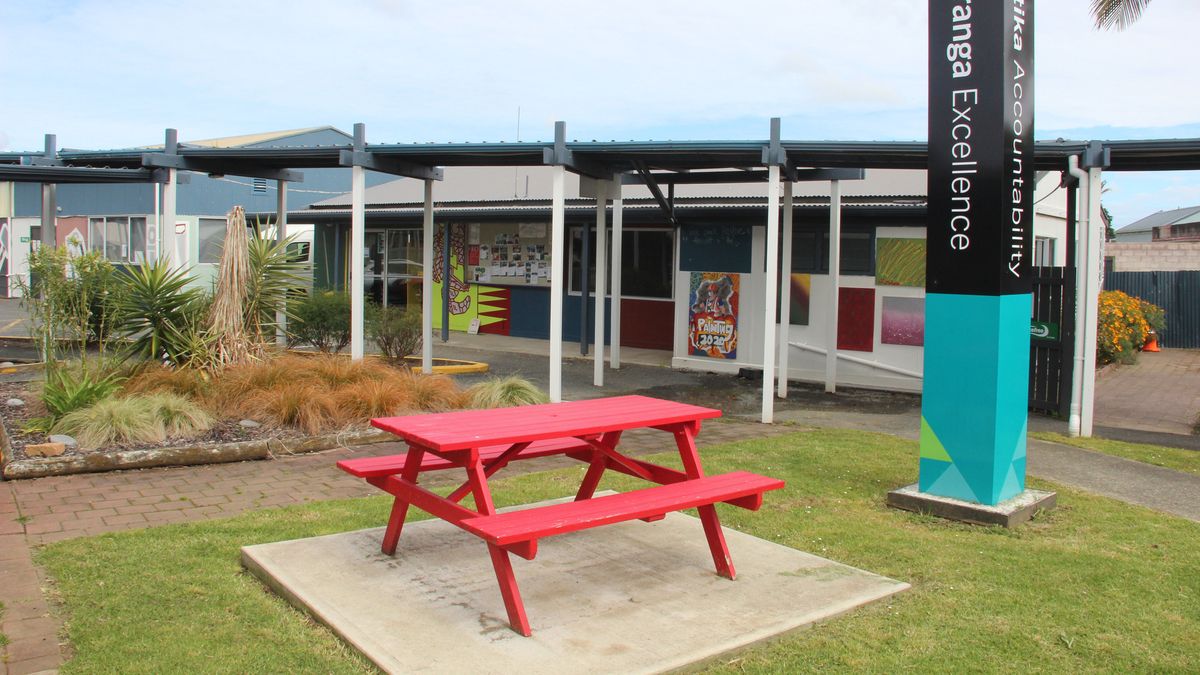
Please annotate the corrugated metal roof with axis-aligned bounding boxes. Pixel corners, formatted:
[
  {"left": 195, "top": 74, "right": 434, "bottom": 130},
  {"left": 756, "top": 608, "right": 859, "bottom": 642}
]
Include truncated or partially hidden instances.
[{"left": 1116, "top": 205, "right": 1200, "bottom": 233}]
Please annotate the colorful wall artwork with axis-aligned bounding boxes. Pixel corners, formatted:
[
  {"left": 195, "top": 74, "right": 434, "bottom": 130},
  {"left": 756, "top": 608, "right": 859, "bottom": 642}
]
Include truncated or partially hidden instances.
[
  {"left": 837, "top": 287, "right": 875, "bottom": 352},
  {"left": 688, "top": 272, "right": 739, "bottom": 359},
  {"left": 881, "top": 296, "right": 925, "bottom": 346},
  {"left": 876, "top": 238, "right": 927, "bottom": 287},
  {"left": 432, "top": 223, "right": 510, "bottom": 335},
  {"left": 789, "top": 273, "right": 811, "bottom": 326}
]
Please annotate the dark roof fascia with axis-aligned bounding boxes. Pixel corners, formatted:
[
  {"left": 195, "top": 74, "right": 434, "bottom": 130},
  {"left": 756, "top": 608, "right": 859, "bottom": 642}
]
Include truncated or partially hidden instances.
[
  {"left": 276, "top": 201, "right": 926, "bottom": 228},
  {"left": 27, "top": 136, "right": 1200, "bottom": 174}
]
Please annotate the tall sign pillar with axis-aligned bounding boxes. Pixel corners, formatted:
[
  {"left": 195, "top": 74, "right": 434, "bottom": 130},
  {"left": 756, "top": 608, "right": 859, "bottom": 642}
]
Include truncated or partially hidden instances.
[{"left": 891, "top": 0, "right": 1055, "bottom": 524}]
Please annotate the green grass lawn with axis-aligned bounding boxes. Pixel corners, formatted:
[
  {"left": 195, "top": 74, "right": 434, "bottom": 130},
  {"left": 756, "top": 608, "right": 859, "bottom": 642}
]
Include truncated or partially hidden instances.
[
  {"left": 1031, "top": 431, "right": 1200, "bottom": 476},
  {"left": 36, "top": 429, "right": 1200, "bottom": 673}
]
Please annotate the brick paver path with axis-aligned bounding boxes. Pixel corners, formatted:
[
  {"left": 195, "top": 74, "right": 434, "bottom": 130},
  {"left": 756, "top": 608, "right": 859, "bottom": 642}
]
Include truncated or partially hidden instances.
[
  {"left": 0, "top": 418, "right": 795, "bottom": 674},
  {"left": 1094, "top": 349, "right": 1200, "bottom": 435}
]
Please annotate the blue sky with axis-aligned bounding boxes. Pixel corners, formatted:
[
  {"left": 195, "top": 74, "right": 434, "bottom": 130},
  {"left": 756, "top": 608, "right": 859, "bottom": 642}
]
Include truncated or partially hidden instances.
[{"left": 2, "top": 0, "right": 1198, "bottom": 229}]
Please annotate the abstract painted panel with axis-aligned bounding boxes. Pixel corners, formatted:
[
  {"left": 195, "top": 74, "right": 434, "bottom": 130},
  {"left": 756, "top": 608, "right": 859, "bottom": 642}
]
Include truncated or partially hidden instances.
[
  {"left": 876, "top": 238, "right": 927, "bottom": 288},
  {"left": 837, "top": 287, "right": 875, "bottom": 352},
  {"left": 881, "top": 296, "right": 925, "bottom": 346}
]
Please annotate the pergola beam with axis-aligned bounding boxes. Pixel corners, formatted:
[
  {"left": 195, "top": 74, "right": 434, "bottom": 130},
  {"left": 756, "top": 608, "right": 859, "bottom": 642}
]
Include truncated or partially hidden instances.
[
  {"left": 141, "top": 153, "right": 304, "bottom": 182},
  {"left": 0, "top": 165, "right": 168, "bottom": 183},
  {"left": 338, "top": 150, "right": 444, "bottom": 181}
]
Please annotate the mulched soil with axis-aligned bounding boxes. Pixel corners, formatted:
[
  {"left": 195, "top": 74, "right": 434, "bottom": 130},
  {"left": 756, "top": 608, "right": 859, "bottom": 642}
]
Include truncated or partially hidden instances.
[{"left": 0, "top": 381, "right": 308, "bottom": 462}]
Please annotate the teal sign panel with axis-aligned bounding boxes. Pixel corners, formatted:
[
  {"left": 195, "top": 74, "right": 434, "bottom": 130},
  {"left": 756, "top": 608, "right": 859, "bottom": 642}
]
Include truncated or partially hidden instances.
[{"left": 920, "top": 293, "right": 1031, "bottom": 504}]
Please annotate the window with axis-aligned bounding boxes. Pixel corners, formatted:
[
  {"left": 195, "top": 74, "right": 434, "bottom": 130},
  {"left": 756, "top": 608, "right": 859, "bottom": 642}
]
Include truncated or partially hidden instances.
[
  {"left": 198, "top": 218, "right": 227, "bottom": 264},
  {"left": 790, "top": 226, "right": 875, "bottom": 276},
  {"left": 88, "top": 216, "right": 147, "bottom": 264},
  {"left": 569, "top": 228, "right": 674, "bottom": 299},
  {"left": 1034, "top": 237, "right": 1056, "bottom": 267}
]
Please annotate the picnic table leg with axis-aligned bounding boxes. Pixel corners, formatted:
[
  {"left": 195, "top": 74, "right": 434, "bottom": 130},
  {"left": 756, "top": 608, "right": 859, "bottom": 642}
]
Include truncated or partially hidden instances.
[
  {"left": 465, "top": 458, "right": 533, "bottom": 635},
  {"left": 673, "top": 428, "right": 737, "bottom": 580},
  {"left": 381, "top": 446, "right": 426, "bottom": 556},
  {"left": 575, "top": 431, "right": 621, "bottom": 501}
]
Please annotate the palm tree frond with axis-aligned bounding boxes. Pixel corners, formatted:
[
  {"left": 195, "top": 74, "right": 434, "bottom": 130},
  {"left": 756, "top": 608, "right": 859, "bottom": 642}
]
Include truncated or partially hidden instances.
[{"left": 1091, "top": 0, "right": 1152, "bottom": 31}]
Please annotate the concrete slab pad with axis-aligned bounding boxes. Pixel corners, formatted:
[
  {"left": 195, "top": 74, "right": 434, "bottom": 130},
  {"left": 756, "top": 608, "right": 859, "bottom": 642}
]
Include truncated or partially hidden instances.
[
  {"left": 242, "top": 498, "right": 909, "bottom": 674},
  {"left": 887, "top": 483, "right": 1057, "bottom": 527}
]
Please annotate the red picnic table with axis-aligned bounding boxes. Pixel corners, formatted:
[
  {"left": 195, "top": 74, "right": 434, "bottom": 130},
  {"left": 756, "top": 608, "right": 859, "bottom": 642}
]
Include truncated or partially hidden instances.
[{"left": 338, "top": 394, "right": 784, "bottom": 636}]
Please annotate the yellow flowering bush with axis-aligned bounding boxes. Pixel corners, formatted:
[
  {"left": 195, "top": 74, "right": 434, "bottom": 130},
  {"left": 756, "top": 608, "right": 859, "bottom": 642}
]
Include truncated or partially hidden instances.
[{"left": 1097, "top": 290, "right": 1164, "bottom": 365}]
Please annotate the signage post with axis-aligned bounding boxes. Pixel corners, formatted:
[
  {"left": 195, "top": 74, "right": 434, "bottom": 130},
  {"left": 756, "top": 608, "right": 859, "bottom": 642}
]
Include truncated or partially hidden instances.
[{"left": 889, "top": 0, "right": 1056, "bottom": 524}]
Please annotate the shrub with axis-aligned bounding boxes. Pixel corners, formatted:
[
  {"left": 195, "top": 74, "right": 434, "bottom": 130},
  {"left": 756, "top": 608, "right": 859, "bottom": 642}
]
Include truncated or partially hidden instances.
[
  {"left": 41, "top": 364, "right": 125, "bottom": 420},
  {"left": 287, "top": 292, "right": 351, "bottom": 353},
  {"left": 19, "top": 246, "right": 123, "bottom": 363},
  {"left": 244, "top": 231, "right": 310, "bottom": 343},
  {"left": 1097, "top": 290, "right": 1164, "bottom": 365},
  {"left": 115, "top": 259, "right": 206, "bottom": 364},
  {"left": 465, "top": 376, "right": 549, "bottom": 409},
  {"left": 368, "top": 305, "right": 422, "bottom": 364}
]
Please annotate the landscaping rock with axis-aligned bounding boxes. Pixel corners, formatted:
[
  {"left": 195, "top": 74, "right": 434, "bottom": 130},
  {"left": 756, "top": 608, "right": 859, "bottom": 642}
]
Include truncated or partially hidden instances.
[
  {"left": 239, "top": 419, "right": 262, "bottom": 429},
  {"left": 5, "top": 398, "right": 24, "bottom": 407},
  {"left": 25, "top": 442, "right": 67, "bottom": 458},
  {"left": 49, "top": 434, "right": 78, "bottom": 448}
]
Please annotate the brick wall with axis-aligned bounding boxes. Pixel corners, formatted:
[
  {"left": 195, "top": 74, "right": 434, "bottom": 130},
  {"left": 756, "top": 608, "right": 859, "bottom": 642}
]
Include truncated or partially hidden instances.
[{"left": 1106, "top": 242, "right": 1200, "bottom": 272}]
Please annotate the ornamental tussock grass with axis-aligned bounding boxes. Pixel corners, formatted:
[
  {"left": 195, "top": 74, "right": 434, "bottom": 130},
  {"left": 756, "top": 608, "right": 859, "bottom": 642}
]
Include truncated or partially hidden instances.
[
  {"left": 330, "top": 379, "right": 414, "bottom": 419},
  {"left": 206, "top": 353, "right": 471, "bottom": 433},
  {"left": 51, "top": 397, "right": 162, "bottom": 450},
  {"left": 464, "top": 375, "right": 549, "bottom": 409},
  {"left": 145, "top": 392, "right": 216, "bottom": 438},
  {"left": 252, "top": 381, "right": 340, "bottom": 435},
  {"left": 50, "top": 393, "right": 214, "bottom": 450},
  {"left": 394, "top": 370, "right": 465, "bottom": 412},
  {"left": 122, "top": 365, "right": 211, "bottom": 400}
]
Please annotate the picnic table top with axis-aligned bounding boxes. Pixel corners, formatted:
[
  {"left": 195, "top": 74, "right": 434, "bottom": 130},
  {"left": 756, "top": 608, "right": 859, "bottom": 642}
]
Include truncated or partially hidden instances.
[{"left": 370, "top": 395, "right": 722, "bottom": 452}]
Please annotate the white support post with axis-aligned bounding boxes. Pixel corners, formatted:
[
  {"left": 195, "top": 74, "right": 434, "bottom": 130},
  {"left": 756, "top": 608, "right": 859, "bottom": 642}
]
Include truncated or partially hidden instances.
[
  {"left": 162, "top": 169, "right": 177, "bottom": 267},
  {"left": 760, "top": 164, "right": 781, "bottom": 424},
  {"left": 349, "top": 171, "right": 366, "bottom": 360},
  {"left": 549, "top": 165, "right": 567, "bottom": 402},
  {"left": 422, "top": 179, "right": 434, "bottom": 374},
  {"left": 350, "top": 123, "right": 367, "bottom": 361},
  {"left": 593, "top": 180, "right": 608, "bottom": 387},
  {"left": 1081, "top": 166, "right": 1104, "bottom": 436},
  {"left": 609, "top": 183, "right": 624, "bottom": 369},
  {"left": 825, "top": 180, "right": 842, "bottom": 393},
  {"left": 275, "top": 180, "right": 288, "bottom": 347},
  {"left": 776, "top": 181, "right": 794, "bottom": 398},
  {"left": 150, "top": 182, "right": 160, "bottom": 263}
]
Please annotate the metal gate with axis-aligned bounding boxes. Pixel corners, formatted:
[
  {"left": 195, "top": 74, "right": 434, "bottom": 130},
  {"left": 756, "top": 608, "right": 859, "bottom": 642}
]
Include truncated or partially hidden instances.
[
  {"left": 1104, "top": 270, "right": 1200, "bottom": 349},
  {"left": 1029, "top": 266, "right": 1075, "bottom": 416}
]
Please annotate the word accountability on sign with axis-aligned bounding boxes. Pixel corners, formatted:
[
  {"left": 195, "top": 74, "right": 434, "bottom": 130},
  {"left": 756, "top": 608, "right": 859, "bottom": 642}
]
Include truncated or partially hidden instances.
[{"left": 940, "top": 0, "right": 1032, "bottom": 279}]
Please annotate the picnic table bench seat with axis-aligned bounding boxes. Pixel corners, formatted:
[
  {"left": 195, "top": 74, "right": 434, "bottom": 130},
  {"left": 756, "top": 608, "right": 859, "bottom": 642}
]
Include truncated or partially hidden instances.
[
  {"left": 337, "top": 437, "right": 595, "bottom": 477},
  {"left": 460, "top": 470, "right": 785, "bottom": 555}
]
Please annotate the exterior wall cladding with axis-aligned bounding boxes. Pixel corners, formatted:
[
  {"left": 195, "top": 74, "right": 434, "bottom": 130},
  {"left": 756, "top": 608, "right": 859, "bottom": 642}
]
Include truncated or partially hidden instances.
[{"left": 1107, "top": 242, "right": 1200, "bottom": 272}]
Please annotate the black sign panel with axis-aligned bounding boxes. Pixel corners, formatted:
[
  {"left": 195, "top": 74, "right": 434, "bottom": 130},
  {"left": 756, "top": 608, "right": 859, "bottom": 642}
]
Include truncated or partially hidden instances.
[{"left": 927, "top": 0, "right": 1034, "bottom": 296}]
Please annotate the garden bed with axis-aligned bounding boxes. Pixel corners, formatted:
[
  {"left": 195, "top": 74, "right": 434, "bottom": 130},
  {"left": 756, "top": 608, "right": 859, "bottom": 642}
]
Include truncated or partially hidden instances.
[{"left": 0, "top": 379, "right": 395, "bottom": 480}]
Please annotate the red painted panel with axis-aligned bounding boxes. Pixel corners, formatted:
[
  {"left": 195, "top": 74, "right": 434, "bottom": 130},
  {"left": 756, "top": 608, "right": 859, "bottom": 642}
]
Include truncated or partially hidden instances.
[
  {"left": 620, "top": 298, "right": 673, "bottom": 350},
  {"left": 837, "top": 287, "right": 875, "bottom": 352}
]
